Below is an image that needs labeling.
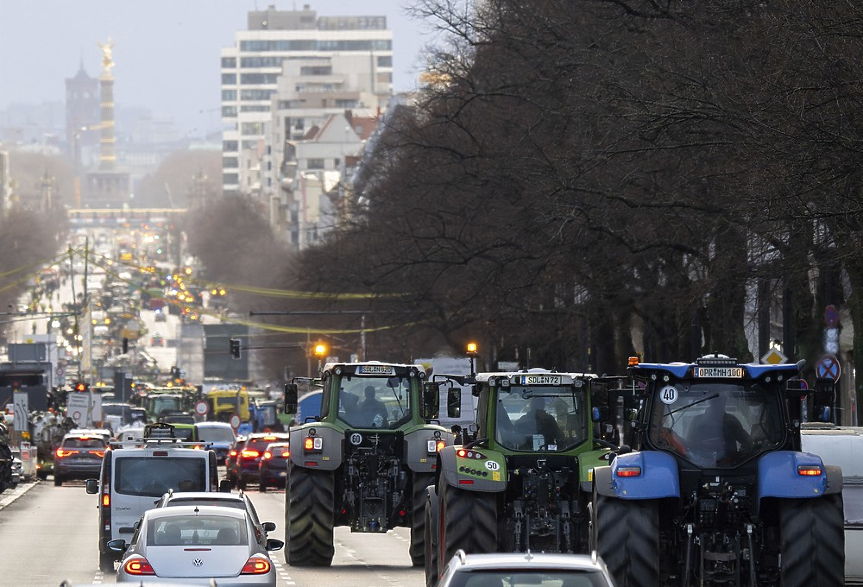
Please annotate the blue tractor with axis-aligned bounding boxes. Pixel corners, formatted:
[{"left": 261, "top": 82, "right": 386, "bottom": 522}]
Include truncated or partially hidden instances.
[{"left": 591, "top": 353, "right": 844, "bottom": 587}]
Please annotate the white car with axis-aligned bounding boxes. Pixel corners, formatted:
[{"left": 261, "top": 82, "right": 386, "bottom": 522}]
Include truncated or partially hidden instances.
[
  {"left": 112, "top": 505, "right": 283, "bottom": 586},
  {"left": 801, "top": 425, "right": 863, "bottom": 584}
]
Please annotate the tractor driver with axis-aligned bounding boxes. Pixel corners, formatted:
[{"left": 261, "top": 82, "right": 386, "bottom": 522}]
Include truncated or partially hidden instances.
[
  {"left": 515, "top": 396, "right": 565, "bottom": 448},
  {"left": 357, "top": 385, "right": 388, "bottom": 428},
  {"left": 687, "top": 393, "right": 753, "bottom": 464}
]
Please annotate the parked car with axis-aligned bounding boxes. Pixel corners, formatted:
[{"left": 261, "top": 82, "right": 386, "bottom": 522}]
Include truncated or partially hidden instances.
[
  {"left": 111, "top": 505, "right": 283, "bottom": 585},
  {"left": 53, "top": 431, "right": 107, "bottom": 486},
  {"left": 154, "top": 490, "right": 275, "bottom": 547},
  {"left": 195, "top": 421, "right": 237, "bottom": 464},
  {"left": 233, "top": 433, "right": 289, "bottom": 490},
  {"left": 435, "top": 550, "right": 616, "bottom": 587},
  {"left": 257, "top": 442, "right": 289, "bottom": 492}
]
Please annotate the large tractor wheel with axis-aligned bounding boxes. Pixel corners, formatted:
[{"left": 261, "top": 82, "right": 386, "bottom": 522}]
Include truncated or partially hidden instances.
[
  {"left": 409, "top": 472, "right": 436, "bottom": 567},
  {"left": 779, "top": 494, "right": 844, "bottom": 587},
  {"left": 98, "top": 550, "right": 115, "bottom": 573},
  {"left": 285, "top": 462, "right": 335, "bottom": 566},
  {"left": 439, "top": 479, "right": 497, "bottom": 570},
  {"left": 424, "top": 487, "right": 439, "bottom": 587},
  {"left": 594, "top": 495, "right": 660, "bottom": 587}
]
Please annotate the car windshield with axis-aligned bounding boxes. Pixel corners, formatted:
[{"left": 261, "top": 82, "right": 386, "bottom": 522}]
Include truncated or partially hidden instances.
[
  {"left": 114, "top": 457, "right": 207, "bottom": 496},
  {"left": 147, "top": 515, "right": 247, "bottom": 546},
  {"left": 197, "top": 427, "right": 235, "bottom": 442},
  {"left": 450, "top": 570, "right": 609, "bottom": 587},
  {"left": 336, "top": 375, "right": 412, "bottom": 429},
  {"left": 494, "top": 386, "right": 588, "bottom": 452},
  {"left": 647, "top": 382, "right": 785, "bottom": 468}
]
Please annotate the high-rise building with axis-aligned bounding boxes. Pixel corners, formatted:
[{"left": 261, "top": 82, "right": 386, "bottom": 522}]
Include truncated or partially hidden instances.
[{"left": 220, "top": 4, "right": 393, "bottom": 197}]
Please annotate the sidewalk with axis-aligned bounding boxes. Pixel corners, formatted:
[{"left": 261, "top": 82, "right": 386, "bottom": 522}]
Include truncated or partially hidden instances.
[{"left": 0, "top": 479, "right": 39, "bottom": 510}]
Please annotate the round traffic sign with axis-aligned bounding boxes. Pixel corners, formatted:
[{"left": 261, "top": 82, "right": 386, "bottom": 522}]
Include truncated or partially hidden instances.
[
  {"left": 194, "top": 400, "right": 209, "bottom": 416},
  {"left": 815, "top": 354, "right": 841, "bottom": 382},
  {"left": 229, "top": 413, "right": 241, "bottom": 430}
]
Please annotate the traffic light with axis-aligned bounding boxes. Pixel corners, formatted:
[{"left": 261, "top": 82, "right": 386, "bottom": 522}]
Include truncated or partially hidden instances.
[
  {"left": 230, "top": 338, "right": 241, "bottom": 359},
  {"left": 74, "top": 381, "right": 89, "bottom": 392}
]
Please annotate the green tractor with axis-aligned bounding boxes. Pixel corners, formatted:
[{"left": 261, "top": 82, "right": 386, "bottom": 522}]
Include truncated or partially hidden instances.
[
  {"left": 283, "top": 361, "right": 455, "bottom": 567},
  {"left": 424, "top": 359, "right": 613, "bottom": 585}
]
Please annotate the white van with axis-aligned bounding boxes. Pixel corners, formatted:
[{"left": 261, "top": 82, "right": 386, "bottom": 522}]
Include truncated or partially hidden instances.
[
  {"left": 85, "top": 439, "right": 225, "bottom": 572},
  {"left": 801, "top": 425, "right": 863, "bottom": 584}
]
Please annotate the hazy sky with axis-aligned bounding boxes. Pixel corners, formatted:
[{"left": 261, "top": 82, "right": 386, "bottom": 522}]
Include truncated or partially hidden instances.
[{"left": 0, "top": 0, "right": 437, "bottom": 135}]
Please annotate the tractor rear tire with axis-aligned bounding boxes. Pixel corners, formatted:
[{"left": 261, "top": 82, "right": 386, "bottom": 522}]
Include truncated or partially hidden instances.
[
  {"left": 780, "top": 494, "right": 844, "bottom": 587},
  {"left": 99, "top": 550, "right": 115, "bottom": 573},
  {"left": 439, "top": 478, "right": 497, "bottom": 569},
  {"left": 286, "top": 462, "right": 334, "bottom": 566},
  {"left": 594, "top": 495, "right": 659, "bottom": 587},
  {"left": 410, "top": 472, "right": 435, "bottom": 567},
  {"left": 424, "top": 488, "right": 438, "bottom": 587}
]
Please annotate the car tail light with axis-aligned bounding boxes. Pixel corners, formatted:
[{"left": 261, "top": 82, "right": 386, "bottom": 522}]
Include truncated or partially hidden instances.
[
  {"left": 240, "top": 555, "right": 271, "bottom": 575},
  {"left": 280, "top": 449, "right": 290, "bottom": 458},
  {"left": 229, "top": 450, "right": 238, "bottom": 457},
  {"left": 91, "top": 450, "right": 105, "bottom": 458},
  {"left": 262, "top": 451, "right": 272, "bottom": 460},
  {"left": 124, "top": 556, "right": 155, "bottom": 575},
  {"left": 55, "top": 448, "right": 79, "bottom": 458},
  {"left": 102, "top": 492, "right": 110, "bottom": 507},
  {"left": 263, "top": 436, "right": 278, "bottom": 441},
  {"left": 240, "top": 449, "right": 260, "bottom": 459}
]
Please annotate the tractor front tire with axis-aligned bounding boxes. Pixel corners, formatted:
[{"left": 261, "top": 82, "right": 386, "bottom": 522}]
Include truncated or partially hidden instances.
[
  {"left": 409, "top": 472, "right": 436, "bottom": 566},
  {"left": 286, "top": 462, "right": 335, "bottom": 566},
  {"left": 594, "top": 495, "right": 660, "bottom": 587},
  {"left": 780, "top": 494, "right": 844, "bottom": 587}
]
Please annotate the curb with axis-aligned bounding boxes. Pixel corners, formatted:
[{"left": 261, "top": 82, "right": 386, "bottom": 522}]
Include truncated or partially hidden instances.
[{"left": 0, "top": 479, "right": 39, "bottom": 510}]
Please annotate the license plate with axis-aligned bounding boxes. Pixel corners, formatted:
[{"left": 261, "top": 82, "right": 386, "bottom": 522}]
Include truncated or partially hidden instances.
[
  {"left": 695, "top": 367, "right": 743, "bottom": 378},
  {"left": 522, "top": 375, "right": 561, "bottom": 385}
]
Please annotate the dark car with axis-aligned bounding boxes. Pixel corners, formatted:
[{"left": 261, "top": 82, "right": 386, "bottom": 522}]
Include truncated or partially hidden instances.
[
  {"left": 225, "top": 436, "right": 247, "bottom": 487},
  {"left": 195, "top": 422, "right": 236, "bottom": 464},
  {"left": 258, "top": 442, "right": 290, "bottom": 492},
  {"left": 53, "top": 432, "right": 107, "bottom": 486},
  {"left": 235, "top": 433, "right": 289, "bottom": 490}
]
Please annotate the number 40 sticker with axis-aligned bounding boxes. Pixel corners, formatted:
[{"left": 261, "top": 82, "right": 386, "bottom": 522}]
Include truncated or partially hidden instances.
[{"left": 660, "top": 385, "right": 678, "bottom": 404}]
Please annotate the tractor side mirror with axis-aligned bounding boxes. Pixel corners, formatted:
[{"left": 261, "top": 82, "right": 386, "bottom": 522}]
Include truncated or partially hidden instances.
[
  {"left": 284, "top": 383, "right": 298, "bottom": 414},
  {"left": 422, "top": 382, "right": 440, "bottom": 421},
  {"left": 447, "top": 387, "right": 462, "bottom": 419}
]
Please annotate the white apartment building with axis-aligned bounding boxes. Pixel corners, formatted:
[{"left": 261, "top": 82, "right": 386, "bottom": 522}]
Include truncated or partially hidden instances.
[{"left": 220, "top": 4, "right": 393, "bottom": 198}]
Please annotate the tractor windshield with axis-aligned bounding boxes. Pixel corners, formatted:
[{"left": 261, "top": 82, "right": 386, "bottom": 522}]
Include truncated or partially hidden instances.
[
  {"left": 494, "top": 386, "right": 588, "bottom": 451},
  {"left": 336, "top": 375, "right": 412, "bottom": 429},
  {"left": 647, "top": 381, "right": 785, "bottom": 468}
]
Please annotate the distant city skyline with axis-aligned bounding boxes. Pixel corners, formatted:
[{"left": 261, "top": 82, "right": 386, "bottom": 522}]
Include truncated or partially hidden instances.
[{"left": 0, "top": 1, "right": 436, "bottom": 136}]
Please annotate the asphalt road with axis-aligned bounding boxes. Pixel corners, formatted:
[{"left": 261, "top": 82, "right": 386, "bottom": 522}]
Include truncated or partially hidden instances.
[{"left": 0, "top": 477, "right": 425, "bottom": 587}]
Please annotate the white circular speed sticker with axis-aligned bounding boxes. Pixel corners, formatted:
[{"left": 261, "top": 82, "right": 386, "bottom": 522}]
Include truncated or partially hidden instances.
[
  {"left": 350, "top": 433, "right": 363, "bottom": 445},
  {"left": 659, "top": 385, "right": 678, "bottom": 404}
]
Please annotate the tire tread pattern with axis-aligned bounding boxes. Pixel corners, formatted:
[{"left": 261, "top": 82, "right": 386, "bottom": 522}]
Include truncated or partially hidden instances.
[
  {"left": 780, "top": 495, "right": 844, "bottom": 587},
  {"left": 410, "top": 472, "right": 435, "bottom": 566},
  {"left": 441, "top": 481, "right": 497, "bottom": 565},
  {"left": 286, "top": 463, "right": 335, "bottom": 566},
  {"left": 595, "top": 495, "right": 659, "bottom": 587}
]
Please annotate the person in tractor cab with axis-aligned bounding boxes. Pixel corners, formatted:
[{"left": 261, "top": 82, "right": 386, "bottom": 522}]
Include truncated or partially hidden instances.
[
  {"left": 357, "top": 385, "right": 388, "bottom": 428},
  {"left": 687, "top": 394, "right": 752, "bottom": 463},
  {"left": 515, "top": 396, "right": 565, "bottom": 449}
]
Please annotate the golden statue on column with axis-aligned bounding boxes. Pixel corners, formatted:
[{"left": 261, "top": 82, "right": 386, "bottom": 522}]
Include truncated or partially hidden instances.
[{"left": 98, "top": 38, "right": 115, "bottom": 77}]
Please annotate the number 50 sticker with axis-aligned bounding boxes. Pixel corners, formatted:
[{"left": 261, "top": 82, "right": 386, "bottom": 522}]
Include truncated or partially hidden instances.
[{"left": 660, "top": 385, "right": 678, "bottom": 404}]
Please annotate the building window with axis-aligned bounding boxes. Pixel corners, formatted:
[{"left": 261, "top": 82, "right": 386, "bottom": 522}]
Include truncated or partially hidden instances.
[
  {"left": 221, "top": 89, "right": 237, "bottom": 101},
  {"left": 377, "top": 56, "right": 392, "bottom": 67},
  {"left": 240, "top": 73, "right": 280, "bottom": 85},
  {"left": 222, "top": 106, "right": 237, "bottom": 117},
  {"left": 222, "top": 173, "right": 239, "bottom": 185},
  {"left": 241, "top": 122, "right": 264, "bottom": 135},
  {"left": 223, "top": 140, "right": 239, "bottom": 152},
  {"left": 222, "top": 157, "right": 239, "bottom": 168},
  {"left": 240, "top": 89, "right": 276, "bottom": 101},
  {"left": 307, "top": 158, "right": 325, "bottom": 170},
  {"left": 221, "top": 57, "right": 237, "bottom": 68},
  {"left": 221, "top": 73, "right": 237, "bottom": 85}
]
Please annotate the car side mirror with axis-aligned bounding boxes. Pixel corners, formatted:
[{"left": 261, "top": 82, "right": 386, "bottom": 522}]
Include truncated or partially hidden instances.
[
  {"left": 262, "top": 521, "right": 276, "bottom": 532},
  {"left": 266, "top": 538, "right": 285, "bottom": 551},
  {"left": 85, "top": 478, "right": 99, "bottom": 494},
  {"left": 107, "top": 539, "right": 127, "bottom": 552},
  {"left": 284, "top": 383, "right": 298, "bottom": 414}
]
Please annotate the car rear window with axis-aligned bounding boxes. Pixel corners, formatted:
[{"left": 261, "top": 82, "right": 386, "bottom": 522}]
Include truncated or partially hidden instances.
[
  {"left": 148, "top": 515, "right": 248, "bottom": 546},
  {"left": 166, "top": 498, "right": 244, "bottom": 510},
  {"left": 115, "top": 457, "right": 207, "bottom": 496},
  {"left": 64, "top": 437, "right": 107, "bottom": 448},
  {"left": 246, "top": 436, "right": 288, "bottom": 451},
  {"left": 197, "top": 427, "right": 236, "bottom": 442},
  {"left": 452, "top": 570, "right": 608, "bottom": 587}
]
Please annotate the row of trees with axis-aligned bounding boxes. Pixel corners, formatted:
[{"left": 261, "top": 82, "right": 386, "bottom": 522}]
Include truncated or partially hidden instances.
[{"left": 193, "top": 1, "right": 863, "bottom": 417}]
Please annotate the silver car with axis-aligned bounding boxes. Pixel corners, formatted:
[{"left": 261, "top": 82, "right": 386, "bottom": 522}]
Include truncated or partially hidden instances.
[
  {"left": 111, "top": 505, "right": 283, "bottom": 586},
  {"left": 436, "top": 550, "right": 616, "bottom": 587}
]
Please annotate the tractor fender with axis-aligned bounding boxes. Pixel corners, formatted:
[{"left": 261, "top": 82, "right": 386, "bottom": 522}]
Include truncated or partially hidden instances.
[
  {"left": 607, "top": 451, "right": 680, "bottom": 500},
  {"left": 403, "top": 426, "right": 454, "bottom": 474},
  {"left": 438, "top": 444, "right": 507, "bottom": 493},
  {"left": 757, "top": 451, "right": 838, "bottom": 499},
  {"left": 289, "top": 423, "right": 343, "bottom": 471},
  {"left": 593, "top": 465, "right": 614, "bottom": 497}
]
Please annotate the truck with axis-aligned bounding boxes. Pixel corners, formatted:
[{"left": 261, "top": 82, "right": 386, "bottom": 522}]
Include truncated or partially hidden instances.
[
  {"left": 206, "top": 388, "right": 250, "bottom": 423},
  {"left": 591, "top": 353, "right": 845, "bottom": 587},
  {"left": 283, "top": 361, "right": 455, "bottom": 567},
  {"left": 423, "top": 363, "right": 612, "bottom": 586}
]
